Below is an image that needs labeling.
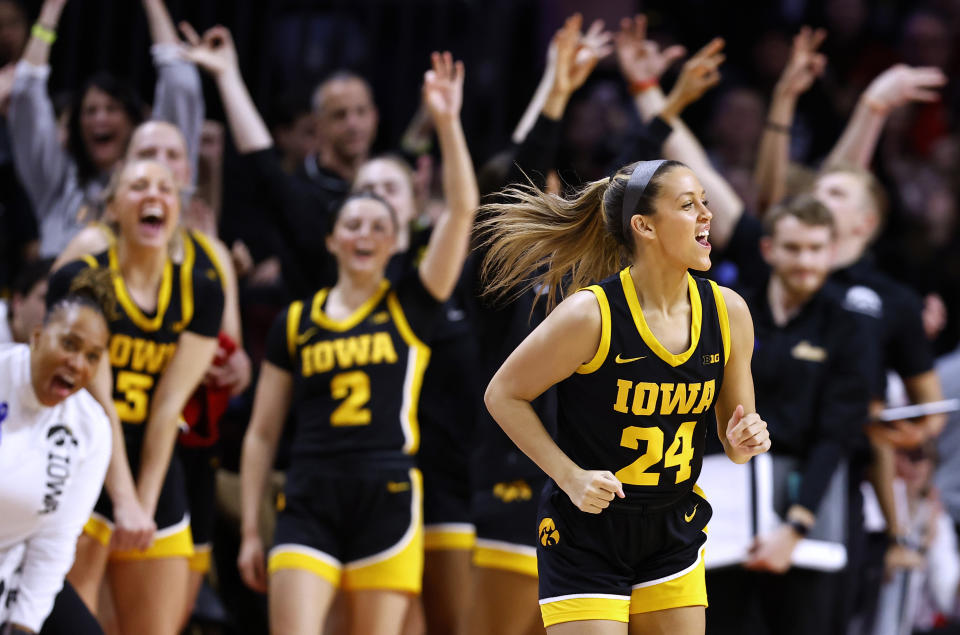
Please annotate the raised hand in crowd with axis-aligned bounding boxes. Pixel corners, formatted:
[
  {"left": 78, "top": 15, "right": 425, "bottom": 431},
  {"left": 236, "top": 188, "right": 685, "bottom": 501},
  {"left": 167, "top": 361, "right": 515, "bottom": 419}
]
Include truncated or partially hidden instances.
[
  {"left": 179, "top": 23, "right": 272, "bottom": 153},
  {"left": 756, "top": 26, "right": 827, "bottom": 211},
  {"left": 624, "top": 26, "right": 745, "bottom": 250},
  {"left": 614, "top": 14, "right": 686, "bottom": 91},
  {"left": 776, "top": 27, "right": 827, "bottom": 99},
  {"left": 661, "top": 37, "right": 725, "bottom": 121},
  {"left": 423, "top": 51, "right": 464, "bottom": 125},
  {"left": 513, "top": 13, "right": 611, "bottom": 141},
  {"left": 178, "top": 22, "right": 238, "bottom": 79},
  {"left": 543, "top": 13, "right": 610, "bottom": 119},
  {"left": 827, "top": 63, "right": 947, "bottom": 169},
  {"left": 861, "top": 63, "right": 947, "bottom": 116}
]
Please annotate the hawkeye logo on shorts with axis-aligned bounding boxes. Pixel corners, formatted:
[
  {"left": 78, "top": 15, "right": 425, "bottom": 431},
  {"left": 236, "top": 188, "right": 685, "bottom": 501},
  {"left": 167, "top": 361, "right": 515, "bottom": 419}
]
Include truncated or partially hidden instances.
[
  {"left": 493, "top": 480, "right": 532, "bottom": 503},
  {"left": 539, "top": 518, "right": 560, "bottom": 547}
]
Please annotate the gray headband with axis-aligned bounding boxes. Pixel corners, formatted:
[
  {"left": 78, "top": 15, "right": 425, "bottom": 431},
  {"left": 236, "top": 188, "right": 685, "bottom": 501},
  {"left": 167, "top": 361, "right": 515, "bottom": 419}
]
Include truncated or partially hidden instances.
[{"left": 620, "top": 160, "right": 667, "bottom": 238}]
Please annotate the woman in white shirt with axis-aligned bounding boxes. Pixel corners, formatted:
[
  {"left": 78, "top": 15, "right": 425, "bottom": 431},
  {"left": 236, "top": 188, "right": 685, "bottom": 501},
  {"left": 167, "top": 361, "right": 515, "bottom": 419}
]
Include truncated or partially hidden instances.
[{"left": 0, "top": 269, "right": 113, "bottom": 634}]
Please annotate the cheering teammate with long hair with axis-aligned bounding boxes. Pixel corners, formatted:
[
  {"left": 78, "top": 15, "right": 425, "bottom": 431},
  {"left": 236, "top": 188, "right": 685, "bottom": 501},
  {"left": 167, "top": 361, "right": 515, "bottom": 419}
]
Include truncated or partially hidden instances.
[
  {"left": 234, "top": 50, "right": 477, "bottom": 634},
  {"left": 48, "top": 159, "right": 224, "bottom": 635},
  {"left": 483, "top": 160, "right": 770, "bottom": 633}
]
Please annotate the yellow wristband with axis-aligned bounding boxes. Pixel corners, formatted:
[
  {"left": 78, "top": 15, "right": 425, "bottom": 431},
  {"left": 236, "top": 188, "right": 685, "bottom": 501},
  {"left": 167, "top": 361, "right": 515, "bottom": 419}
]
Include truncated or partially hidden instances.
[{"left": 31, "top": 23, "right": 56, "bottom": 45}]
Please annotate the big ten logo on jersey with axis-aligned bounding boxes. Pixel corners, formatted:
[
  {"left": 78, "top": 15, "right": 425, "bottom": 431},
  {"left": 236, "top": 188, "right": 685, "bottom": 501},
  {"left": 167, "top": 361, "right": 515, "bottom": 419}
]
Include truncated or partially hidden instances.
[
  {"left": 109, "top": 334, "right": 177, "bottom": 425},
  {"left": 493, "top": 480, "right": 532, "bottom": 503},
  {"left": 539, "top": 517, "right": 559, "bottom": 547},
  {"left": 613, "top": 380, "right": 715, "bottom": 417},
  {"left": 301, "top": 332, "right": 398, "bottom": 377}
]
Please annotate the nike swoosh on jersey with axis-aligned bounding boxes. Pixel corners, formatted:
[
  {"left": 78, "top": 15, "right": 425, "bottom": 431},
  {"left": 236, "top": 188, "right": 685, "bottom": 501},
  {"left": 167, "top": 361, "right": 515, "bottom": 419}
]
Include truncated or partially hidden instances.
[
  {"left": 614, "top": 354, "right": 647, "bottom": 364},
  {"left": 296, "top": 327, "right": 319, "bottom": 346},
  {"left": 684, "top": 504, "right": 698, "bottom": 523}
]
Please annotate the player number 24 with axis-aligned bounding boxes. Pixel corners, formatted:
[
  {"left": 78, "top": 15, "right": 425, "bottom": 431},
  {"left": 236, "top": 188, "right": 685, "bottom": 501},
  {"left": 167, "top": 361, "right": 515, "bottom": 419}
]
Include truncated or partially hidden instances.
[{"left": 615, "top": 421, "right": 696, "bottom": 486}]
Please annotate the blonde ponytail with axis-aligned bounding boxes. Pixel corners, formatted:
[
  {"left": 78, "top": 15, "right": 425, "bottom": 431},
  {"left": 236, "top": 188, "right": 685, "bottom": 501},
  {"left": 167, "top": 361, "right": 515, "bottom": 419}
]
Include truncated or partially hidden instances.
[
  {"left": 478, "top": 175, "right": 625, "bottom": 313},
  {"left": 478, "top": 160, "right": 686, "bottom": 313}
]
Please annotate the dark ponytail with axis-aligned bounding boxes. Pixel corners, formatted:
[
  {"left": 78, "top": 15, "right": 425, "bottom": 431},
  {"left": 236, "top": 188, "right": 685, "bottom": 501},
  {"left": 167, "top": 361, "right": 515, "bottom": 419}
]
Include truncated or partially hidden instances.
[{"left": 46, "top": 267, "right": 118, "bottom": 325}]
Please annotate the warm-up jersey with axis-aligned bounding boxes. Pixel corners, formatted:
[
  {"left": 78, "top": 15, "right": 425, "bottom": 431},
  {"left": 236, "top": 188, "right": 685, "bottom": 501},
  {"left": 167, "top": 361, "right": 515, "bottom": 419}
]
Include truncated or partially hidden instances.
[
  {"left": 557, "top": 268, "right": 729, "bottom": 507},
  {"left": 265, "top": 274, "right": 441, "bottom": 473},
  {"left": 47, "top": 245, "right": 224, "bottom": 431}
]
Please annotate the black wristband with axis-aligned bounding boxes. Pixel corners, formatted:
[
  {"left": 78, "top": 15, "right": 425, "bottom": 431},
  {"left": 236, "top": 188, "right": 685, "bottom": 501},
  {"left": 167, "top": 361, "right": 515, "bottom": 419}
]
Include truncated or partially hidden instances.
[{"left": 787, "top": 519, "right": 810, "bottom": 537}]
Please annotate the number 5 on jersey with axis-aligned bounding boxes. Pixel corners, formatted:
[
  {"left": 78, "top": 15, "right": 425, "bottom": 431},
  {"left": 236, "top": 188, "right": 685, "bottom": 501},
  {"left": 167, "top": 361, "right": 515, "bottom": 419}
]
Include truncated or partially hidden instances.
[{"left": 615, "top": 421, "right": 696, "bottom": 486}]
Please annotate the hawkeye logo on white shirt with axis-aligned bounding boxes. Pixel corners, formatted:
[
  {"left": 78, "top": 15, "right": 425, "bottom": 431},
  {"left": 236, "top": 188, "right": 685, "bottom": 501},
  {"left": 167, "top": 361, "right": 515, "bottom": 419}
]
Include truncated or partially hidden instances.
[{"left": 40, "top": 424, "right": 78, "bottom": 515}]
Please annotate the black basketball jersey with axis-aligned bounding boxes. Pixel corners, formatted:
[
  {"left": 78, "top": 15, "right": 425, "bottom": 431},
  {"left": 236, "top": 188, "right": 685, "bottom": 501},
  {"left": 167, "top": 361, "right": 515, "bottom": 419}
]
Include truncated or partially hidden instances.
[
  {"left": 556, "top": 267, "right": 730, "bottom": 507},
  {"left": 183, "top": 229, "right": 226, "bottom": 295},
  {"left": 47, "top": 245, "right": 224, "bottom": 429},
  {"left": 265, "top": 274, "right": 441, "bottom": 472}
]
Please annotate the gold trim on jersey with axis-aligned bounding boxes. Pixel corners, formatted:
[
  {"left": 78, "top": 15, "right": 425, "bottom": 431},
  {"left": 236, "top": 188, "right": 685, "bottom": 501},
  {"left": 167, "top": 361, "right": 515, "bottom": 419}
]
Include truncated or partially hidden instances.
[
  {"left": 286, "top": 300, "right": 305, "bottom": 360},
  {"left": 310, "top": 280, "right": 391, "bottom": 332},
  {"left": 386, "top": 292, "right": 430, "bottom": 455},
  {"left": 577, "top": 285, "right": 611, "bottom": 374},
  {"left": 172, "top": 235, "right": 196, "bottom": 332},
  {"left": 108, "top": 246, "right": 174, "bottom": 333},
  {"left": 619, "top": 267, "right": 702, "bottom": 368},
  {"left": 188, "top": 230, "right": 226, "bottom": 285},
  {"left": 710, "top": 280, "right": 730, "bottom": 366},
  {"left": 81, "top": 254, "right": 99, "bottom": 269},
  {"left": 709, "top": 281, "right": 731, "bottom": 366}
]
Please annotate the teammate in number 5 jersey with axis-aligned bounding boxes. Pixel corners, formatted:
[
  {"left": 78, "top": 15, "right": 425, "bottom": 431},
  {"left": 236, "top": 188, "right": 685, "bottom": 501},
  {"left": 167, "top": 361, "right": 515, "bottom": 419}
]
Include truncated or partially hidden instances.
[
  {"left": 482, "top": 160, "right": 770, "bottom": 633},
  {"left": 236, "top": 52, "right": 478, "bottom": 634}
]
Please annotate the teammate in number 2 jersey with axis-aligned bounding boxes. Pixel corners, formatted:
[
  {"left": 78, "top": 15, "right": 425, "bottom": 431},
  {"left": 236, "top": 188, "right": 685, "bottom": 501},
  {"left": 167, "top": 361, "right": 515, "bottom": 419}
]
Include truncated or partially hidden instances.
[{"left": 483, "top": 160, "right": 770, "bottom": 633}]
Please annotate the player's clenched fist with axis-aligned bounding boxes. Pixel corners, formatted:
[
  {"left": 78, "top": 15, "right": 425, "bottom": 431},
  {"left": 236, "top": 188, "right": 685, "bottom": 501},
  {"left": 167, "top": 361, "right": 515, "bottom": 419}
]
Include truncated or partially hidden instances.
[
  {"left": 562, "top": 469, "right": 626, "bottom": 514},
  {"left": 726, "top": 404, "right": 771, "bottom": 459}
]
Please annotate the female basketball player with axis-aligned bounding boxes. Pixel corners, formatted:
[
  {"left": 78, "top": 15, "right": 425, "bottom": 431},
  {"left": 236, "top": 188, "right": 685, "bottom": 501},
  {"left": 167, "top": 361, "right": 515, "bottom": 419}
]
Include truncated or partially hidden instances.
[
  {"left": 354, "top": 154, "right": 480, "bottom": 635},
  {"left": 482, "top": 160, "right": 770, "bottom": 634},
  {"left": 0, "top": 270, "right": 114, "bottom": 635},
  {"left": 236, "top": 51, "right": 477, "bottom": 634},
  {"left": 50, "top": 120, "right": 248, "bottom": 627},
  {"left": 48, "top": 159, "right": 224, "bottom": 635}
]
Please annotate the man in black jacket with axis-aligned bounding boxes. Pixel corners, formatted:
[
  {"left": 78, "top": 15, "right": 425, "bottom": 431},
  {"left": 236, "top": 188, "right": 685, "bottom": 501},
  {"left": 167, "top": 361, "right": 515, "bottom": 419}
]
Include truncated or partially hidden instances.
[{"left": 706, "top": 196, "right": 874, "bottom": 635}]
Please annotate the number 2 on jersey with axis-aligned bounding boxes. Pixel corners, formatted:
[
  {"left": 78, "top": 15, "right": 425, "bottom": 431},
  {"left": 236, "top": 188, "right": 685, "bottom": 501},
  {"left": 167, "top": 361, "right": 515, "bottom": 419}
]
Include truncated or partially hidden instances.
[
  {"left": 330, "top": 370, "right": 371, "bottom": 426},
  {"left": 615, "top": 420, "right": 696, "bottom": 486}
]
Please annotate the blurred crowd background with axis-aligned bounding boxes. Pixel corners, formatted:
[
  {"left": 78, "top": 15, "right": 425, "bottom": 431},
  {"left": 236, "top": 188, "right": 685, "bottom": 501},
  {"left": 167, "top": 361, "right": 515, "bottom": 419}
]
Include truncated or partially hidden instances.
[{"left": 4, "top": 0, "right": 960, "bottom": 634}]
